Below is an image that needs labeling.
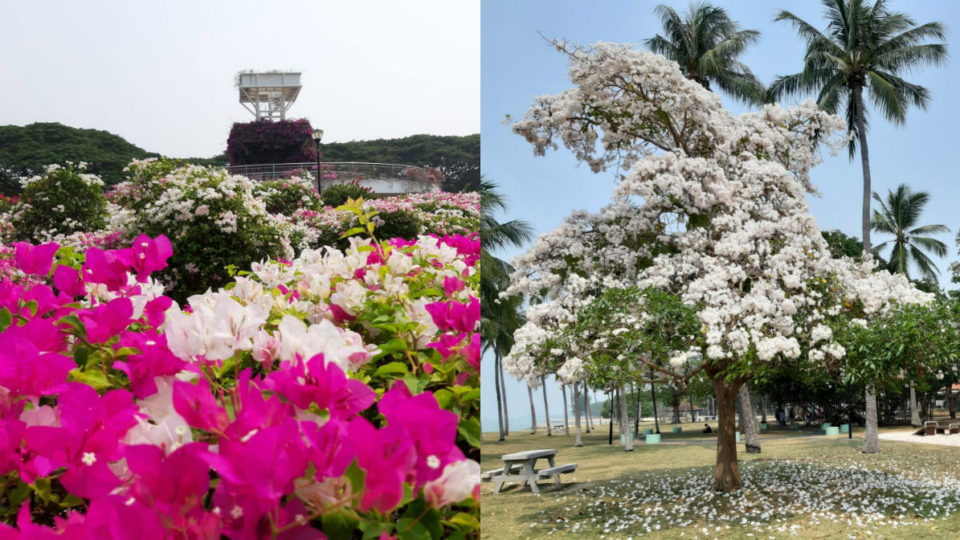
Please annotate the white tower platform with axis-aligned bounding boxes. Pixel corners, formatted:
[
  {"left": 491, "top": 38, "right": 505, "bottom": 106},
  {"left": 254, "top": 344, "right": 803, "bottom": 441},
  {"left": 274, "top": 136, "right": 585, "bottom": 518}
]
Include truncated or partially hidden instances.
[{"left": 237, "top": 71, "right": 302, "bottom": 121}]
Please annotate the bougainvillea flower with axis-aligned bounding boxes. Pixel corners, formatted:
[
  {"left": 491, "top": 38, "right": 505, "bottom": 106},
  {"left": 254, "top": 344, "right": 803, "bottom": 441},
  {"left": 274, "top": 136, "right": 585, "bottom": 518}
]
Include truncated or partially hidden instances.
[
  {"left": 13, "top": 242, "right": 60, "bottom": 276},
  {"left": 378, "top": 381, "right": 463, "bottom": 487},
  {"left": 348, "top": 417, "right": 415, "bottom": 513},
  {"left": 0, "top": 331, "right": 73, "bottom": 399},
  {"left": 123, "top": 234, "right": 174, "bottom": 283},
  {"left": 423, "top": 459, "right": 481, "bottom": 508},
  {"left": 77, "top": 297, "right": 133, "bottom": 343},
  {"left": 172, "top": 378, "right": 230, "bottom": 434},
  {"left": 300, "top": 418, "right": 353, "bottom": 480},
  {"left": 19, "top": 318, "right": 65, "bottom": 353},
  {"left": 424, "top": 296, "right": 480, "bottom": 333},
  {"left": 23, "top": 385, "right": 138, "bottom": 498},
  {"left": 443, "top": 276, "right": 465, "bottom": 297},
  {"left": 264, "top": 354, "right": 374, "bottom": 418},
  {"left": 53, "top": 264, "right": 85, "bottom": 297},
  {"left": 0, "top": 418, "right": 25, "bottom": 476},
  {"left": 124, "top": 442, "right": 216, "bottom": 533},
  {"left": 82, "top": 247, "right": 130, "bottom": 292},
  {"left": 142, "top": 295, "right": 173, "bottom": 328},
  {"left": 113, "top": 331, "right": 186, "bottom": 398}
]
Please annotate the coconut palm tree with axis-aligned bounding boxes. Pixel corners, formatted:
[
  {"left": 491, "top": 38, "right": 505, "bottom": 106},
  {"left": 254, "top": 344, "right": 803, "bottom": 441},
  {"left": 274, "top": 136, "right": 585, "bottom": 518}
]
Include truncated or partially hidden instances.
[
  {"left": 479, "top": 179, "right": 533, "bottom": 441},
  {"left": 771, "top": 0, "right": 946, "bottom": 255},
  {"left": 771, "top": 0, "right": 946, "bottom": 454},
  {"left": 871, "top": 184, "right": 949, "bottom": 282},
  {"left": 646, "top": 2, "right": 767, "bottom": 105}
]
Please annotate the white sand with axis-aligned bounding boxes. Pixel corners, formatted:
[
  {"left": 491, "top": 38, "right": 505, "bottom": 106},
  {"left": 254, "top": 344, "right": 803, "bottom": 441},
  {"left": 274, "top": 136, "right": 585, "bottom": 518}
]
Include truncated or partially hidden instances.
[{"left": 879, "top": 429, "right": 960, "bottom": 447}]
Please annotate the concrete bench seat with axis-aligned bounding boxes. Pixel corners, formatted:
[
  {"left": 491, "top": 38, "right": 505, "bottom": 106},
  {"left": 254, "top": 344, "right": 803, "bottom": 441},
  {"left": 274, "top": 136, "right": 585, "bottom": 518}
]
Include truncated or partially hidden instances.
[
  {"left": 949, "top": 423, "right": 960, "bottom": 434},
  {"left": 537, "top": 464, "right": 577, "bottom": 486},
  {"left": 481, "top": 468, "right": 504, "bottom": 481},
  {"left": 925, "top": 421, "right": 939, "bottom": 436}
]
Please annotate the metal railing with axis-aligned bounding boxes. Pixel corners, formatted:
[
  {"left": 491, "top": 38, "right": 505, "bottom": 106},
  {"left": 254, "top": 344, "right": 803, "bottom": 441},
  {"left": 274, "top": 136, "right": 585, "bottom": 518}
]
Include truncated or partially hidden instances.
[{"left": 226, "top": 161, "right": 428, "bottom": 183}]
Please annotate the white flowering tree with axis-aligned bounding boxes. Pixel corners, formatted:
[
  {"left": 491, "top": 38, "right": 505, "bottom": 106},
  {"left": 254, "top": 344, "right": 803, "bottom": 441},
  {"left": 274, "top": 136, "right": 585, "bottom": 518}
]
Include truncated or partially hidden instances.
[{"left": 504, "top": 42, "right": 931, "bottom": 491}]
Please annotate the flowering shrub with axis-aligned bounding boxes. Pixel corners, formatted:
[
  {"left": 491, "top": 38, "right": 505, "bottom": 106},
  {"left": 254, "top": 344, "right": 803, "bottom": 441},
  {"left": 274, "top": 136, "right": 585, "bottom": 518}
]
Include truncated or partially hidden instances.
[
  {"left": 109, "top": 159, "right": 286, "bottom": 300},
  {"left": 320, "top": 183, "right": 376, "bottom": 208},
  {"left": 254, "top": 177, "right": 323, "bottom": 216},
  {"left": 226, "top": 119, "right": 318, "bottom": 165},
  {"left": 0, "top": 230, "right": 480, "bottom": 537},
  {"left": 9, "top": 164, "right": 107, "bottom": 243}
]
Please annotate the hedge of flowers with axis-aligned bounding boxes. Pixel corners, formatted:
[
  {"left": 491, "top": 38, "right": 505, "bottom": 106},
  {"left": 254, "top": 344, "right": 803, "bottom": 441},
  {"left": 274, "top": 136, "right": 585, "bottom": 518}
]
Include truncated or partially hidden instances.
[
  {"left": 0, "top": 221, "right": 481, "bottom": 537},
  {"left": 225, "top": 119, "right": 318, "bottom": 165},
  {"left": 0, "top": 160, "right": 479, "bottom": 304}
]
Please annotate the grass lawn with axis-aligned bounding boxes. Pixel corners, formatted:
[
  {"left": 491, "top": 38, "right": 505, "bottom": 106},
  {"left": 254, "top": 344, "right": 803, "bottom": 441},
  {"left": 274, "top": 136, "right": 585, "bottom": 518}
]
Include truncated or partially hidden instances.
[{"left": 481, "top": 421, "right": 960, "bottom": 539}]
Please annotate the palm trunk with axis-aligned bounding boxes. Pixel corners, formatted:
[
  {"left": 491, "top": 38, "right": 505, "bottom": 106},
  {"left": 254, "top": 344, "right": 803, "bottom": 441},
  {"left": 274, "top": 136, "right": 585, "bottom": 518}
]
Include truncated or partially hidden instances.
[
  {"left": 498, "top": 352, "right": 509, "bottom": 435},
  {"left": 863, "top": 385, "right": 879, "bottom": 453},
  {"left": 541, "top": 375, "right": 552, "bottom": 436},
  {"left": 618, "top": 384, "right": 634, "bottom": 451},
  {"left": 739, "top": 385, "right": 760, "bottom": 453},
  {"left": 714, "top": 377, "right": 743, "bottom": 492},
  {"left": 855, "top": 87, "right": 872, "bottom": 253},
  {"left": 573, "top": 382, "right": 583, "bottom": 447},
  {"left": 528, "top": 383, "right": 537, "bottom": 435},
  {"left": 495, "top": 350, "right": 505, "bottom": 441},
  {"left": 910, "top": 381, "right": 921, "bottom": 427}
]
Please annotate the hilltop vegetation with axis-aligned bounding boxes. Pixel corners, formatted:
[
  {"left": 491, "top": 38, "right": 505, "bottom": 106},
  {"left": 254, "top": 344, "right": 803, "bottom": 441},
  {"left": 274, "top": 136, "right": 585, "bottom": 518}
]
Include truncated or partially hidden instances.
[{"left": 0, "top": 123, "right": 479, "bottom": 194}]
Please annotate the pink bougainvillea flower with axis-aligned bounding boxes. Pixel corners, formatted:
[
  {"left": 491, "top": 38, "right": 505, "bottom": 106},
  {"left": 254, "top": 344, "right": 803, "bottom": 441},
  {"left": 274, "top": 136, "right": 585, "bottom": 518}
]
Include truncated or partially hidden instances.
[
  {"left": 124, "top": 234, "right": 173, "bottom": 282},
  {"left": 426, "top": 332, "right": 467, "bottom": 361},
  {"left": 172, "top": 378, "right": 230, "bottom": 434},
  {"left": 82, "top": 247, "right": 130, "bottom": 291},
  {"left": 77, "top": 297, "right": 133, "bottom": 343},
  {"left": 464, "top": 332, "right": 480, "bottom": 372},
  {"left": 424, "top": 296, "right": 480, "bottom": 333},
  {"left": 51, "top": 496, "right": 168, "bottom": 539},
  {"left": 443, "top": 276, "right": 465, "bottom": 297},
  {"left": 378, "top": 381, "right": 464, "bottom": 488},
  {"left": 300, "top": 418, "right": 353, "bottom": 480},
  {"left": 13, "top": 242, "right": 60, "bottom": 276},
  {"left": 53, "top": 264, "right": 85, "bottom": 297},
  {"left": 0, "top": 330, "right": 73, "bottom": 399},
  {"left": 22, "top": 385, "right": 138, "bottom": 498},
  {"left": 264, "top": 354, "right": 374, "bottom": 418},
  {"left": 19, "top": 318, "right": 65, "bottom": 353},
  {"left": 142, "top": 295, "right": 173, "bottom": 328},
  {"left": 0, "top": 418, "right": 25, "bottom": 476},
  {"left": 124, "top": 442, "right": 218, "bottom": 535},
  {"left": 347, "top": 417, "right": 415, "bottom": 513},
  {"left": 113, "top": 331, "right": 186, "bottom": 398}
]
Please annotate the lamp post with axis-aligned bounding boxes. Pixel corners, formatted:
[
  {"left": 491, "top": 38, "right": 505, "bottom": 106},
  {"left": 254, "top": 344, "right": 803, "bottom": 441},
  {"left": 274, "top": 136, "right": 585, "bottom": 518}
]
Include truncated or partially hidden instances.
[{"left": 312, "top": 129, "right": 324, "bottom": 195}]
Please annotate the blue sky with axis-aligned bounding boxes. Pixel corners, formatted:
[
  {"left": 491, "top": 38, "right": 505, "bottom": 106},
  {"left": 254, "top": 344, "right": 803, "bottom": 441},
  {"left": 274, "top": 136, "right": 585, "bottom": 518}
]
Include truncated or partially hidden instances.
[{"left": 480, "top": 0, "right": 960, "bottom": 432}]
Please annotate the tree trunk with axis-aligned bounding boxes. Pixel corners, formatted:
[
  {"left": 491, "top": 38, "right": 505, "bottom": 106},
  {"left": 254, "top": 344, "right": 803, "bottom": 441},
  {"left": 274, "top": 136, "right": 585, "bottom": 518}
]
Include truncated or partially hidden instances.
[
  {"left": 498, "top": 351, "right": 509, "bottom": 436},
  {"left": 633, "top": 384, "right": 640, "bottom": 435},
  {"left": 584, "top": 387, "right": 592, "bottom": 432},
  {"left": 618, "top": 384, "right": 634, "bottom": 451},
  {"left": 910, "top": 381, "right": 921, "bottom": 427},
  {"left": 608, "top": 389, "right": 614, "bottom": 445},
  {"left": 561, "top": 383, "right": 570, "bottom": 436},
  {"left": 949, "top": 391, "right": 957, "bottom": 420},
  {"left": 863, "top": 385, "right": 879, "bottom": 453},
  {"left": 760, "top": 394, "right": 767, "bottom": 424},
  {"left": 713, "top": 377, "right": 743, "bottom": 492},
  {"left": 528, "top": 383, "right": 537, "bottom": 435},
  {"left": 671, "top": 394, "right": 681, "bottom": 424},
  {"left": 572, "top": 382, "right": 583, "bottom": 447},
  {"left": 651, "top": 380, "right": 661, "bottom": 434},
  {"left": 854, "top": 86, "right": 872, "bottom": 253},
  {"left": 541, "top": 375, "right": 552, "bottom": 436},
  {"left": 495, "top": 351, "right": 505, "bottom": 441},
  {"left": 739, "top": 385, "right": 761, "bottom": 454}
]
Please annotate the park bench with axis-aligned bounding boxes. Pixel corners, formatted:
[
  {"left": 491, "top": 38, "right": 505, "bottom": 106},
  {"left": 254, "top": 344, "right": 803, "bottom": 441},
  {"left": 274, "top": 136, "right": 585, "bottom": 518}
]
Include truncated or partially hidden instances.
[
  {"left": 925, "top": 421, "right": 938, "bottom": 436},
  {"left": 537, "top": 463, "right": 578, "bottom": 486},
  {"left": 950, "top": 423, "right": 960, "bottom": 435},
  {"left": 481, "top": 468, "right": 504, "bottom": 481}
]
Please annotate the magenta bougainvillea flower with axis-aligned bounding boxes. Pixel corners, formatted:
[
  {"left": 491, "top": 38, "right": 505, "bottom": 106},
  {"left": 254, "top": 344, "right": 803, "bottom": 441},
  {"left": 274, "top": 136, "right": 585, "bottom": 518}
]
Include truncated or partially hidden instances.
[{"left": 13, "top": 241, "right": 60, "bottom": 276}]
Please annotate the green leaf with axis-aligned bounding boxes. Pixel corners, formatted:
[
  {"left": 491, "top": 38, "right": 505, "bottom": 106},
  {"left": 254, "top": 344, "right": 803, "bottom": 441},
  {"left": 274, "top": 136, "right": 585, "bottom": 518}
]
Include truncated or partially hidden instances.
[
  {"left": 344, "top": 461, "right": 366, "bottom": 494},
  {"left": 70, "top": 367, "right": 110, "bottom": 390},
  {"left": 446, "top": 512, "right": 480, "bottom": 530},
  {"left": 0, "top": 308, "right": 11, "bottom": 332},
  {"left": 396, "top": 518, "right": 432, "bottom": 540},
  {"left": 321, "top": 510, "right": 358, "bottom": 539},
  {"left": 375, "top": 338, "right": 410, "bottom": 356},
  {"left": 339, "top": 227, "right": 365, "bottom": 239},
  {"left": 457, "top": 417, "right": 482, "bottom": 448},
  {"left": 375, "top": 362, "right": 409, "bottom": 377}
]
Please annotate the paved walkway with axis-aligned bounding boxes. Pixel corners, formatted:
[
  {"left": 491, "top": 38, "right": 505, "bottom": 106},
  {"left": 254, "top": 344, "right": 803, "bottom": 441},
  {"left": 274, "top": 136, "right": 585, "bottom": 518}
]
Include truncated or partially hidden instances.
[{"left": 879, "top": 429, "right": 960, "bottom": 447}]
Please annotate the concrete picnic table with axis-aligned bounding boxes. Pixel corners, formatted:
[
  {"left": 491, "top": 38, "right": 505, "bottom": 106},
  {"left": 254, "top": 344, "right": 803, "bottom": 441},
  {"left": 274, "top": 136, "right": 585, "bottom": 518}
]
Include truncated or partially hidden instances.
[{"left": 491, "top": 449, "right": 558, "bottom": 494}]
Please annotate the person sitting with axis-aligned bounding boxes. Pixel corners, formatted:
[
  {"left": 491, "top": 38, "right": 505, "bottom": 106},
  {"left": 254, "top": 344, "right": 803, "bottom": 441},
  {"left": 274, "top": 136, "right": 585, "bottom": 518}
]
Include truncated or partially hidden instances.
[{"left": 702, "top": 423, "right": 713, "bottom": 433}]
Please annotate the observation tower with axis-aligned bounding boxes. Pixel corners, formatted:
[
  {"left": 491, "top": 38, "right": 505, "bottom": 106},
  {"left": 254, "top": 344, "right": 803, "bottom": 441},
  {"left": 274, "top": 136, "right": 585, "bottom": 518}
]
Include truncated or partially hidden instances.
[{"left": 237, "top": 71, "right": 302, "bottom": 121}]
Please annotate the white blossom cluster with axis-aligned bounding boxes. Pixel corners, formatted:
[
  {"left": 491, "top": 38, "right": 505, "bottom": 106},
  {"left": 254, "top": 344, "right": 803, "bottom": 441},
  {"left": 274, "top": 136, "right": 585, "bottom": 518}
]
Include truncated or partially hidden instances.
[{"left": 504, "top": 43, "right": 930, "bottom": 382}]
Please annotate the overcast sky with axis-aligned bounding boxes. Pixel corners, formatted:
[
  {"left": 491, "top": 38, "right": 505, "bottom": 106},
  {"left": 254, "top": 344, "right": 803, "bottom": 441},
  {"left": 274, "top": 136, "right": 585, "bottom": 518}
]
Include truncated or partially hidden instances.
[
  {"left": 0, "top": 0, "right": 479, "bottom": 157},
  {"left": 482, "top": 0, "right": 960, "bottom": 432}
]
